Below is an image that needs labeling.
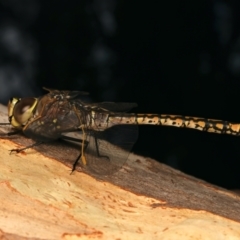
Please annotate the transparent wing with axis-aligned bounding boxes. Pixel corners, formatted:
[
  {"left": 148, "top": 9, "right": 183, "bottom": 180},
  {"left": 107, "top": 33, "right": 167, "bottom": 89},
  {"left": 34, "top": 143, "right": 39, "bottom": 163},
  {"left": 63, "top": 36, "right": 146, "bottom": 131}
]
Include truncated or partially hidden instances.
[
  {"left": 80, "top": 125, "right": 138, "bottom": 175},
  {"left": 91, "top": 102, "right": 138, "bottom": 112}
]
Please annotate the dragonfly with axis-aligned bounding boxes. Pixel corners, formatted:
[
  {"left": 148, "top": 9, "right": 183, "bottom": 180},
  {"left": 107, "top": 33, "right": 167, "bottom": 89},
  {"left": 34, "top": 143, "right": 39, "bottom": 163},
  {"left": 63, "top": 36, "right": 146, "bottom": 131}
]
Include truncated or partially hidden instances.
[{"left": 0, "top": 87, "right": 240, "bottom": 175}]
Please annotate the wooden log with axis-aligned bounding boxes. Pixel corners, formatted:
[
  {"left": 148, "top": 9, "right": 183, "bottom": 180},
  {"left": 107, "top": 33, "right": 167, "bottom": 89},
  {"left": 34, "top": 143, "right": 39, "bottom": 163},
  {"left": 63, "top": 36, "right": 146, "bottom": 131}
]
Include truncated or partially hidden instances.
[{"left": 0, "top": 104, "right": 240, "bottom": 239}]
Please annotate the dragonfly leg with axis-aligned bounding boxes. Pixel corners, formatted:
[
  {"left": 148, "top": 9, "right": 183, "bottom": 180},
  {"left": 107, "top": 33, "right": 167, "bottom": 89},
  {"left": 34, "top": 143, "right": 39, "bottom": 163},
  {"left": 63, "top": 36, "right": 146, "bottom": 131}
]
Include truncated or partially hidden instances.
[
  {"left": 71, "top": 154, "right": 81, "bottom": 174},
  {"left": 93, "top": 134, "right": 109, "bottom": 161},
  {"left": 60, "top": 134, "right": 88, "bottom": 173},
  {"left": 72, "top": 103, "right": 89, "bottom": 167},
  {"left": 7, "top": 131, "right": 22, "bottom": 136},
  {"left": 76, "top": 123, "right": 87, "bottom": 166},
  {"left": 81, "top": 127, "right": 87, "bottom": 165},
  {"left": 71, "top": 140, "right": 89, "bottom": 174},
  {"left": 0, "top": 130, "right": 22, "bottom": 137},
  {"left": 10, "top": 141, "right": 43, "bottom": 154}
]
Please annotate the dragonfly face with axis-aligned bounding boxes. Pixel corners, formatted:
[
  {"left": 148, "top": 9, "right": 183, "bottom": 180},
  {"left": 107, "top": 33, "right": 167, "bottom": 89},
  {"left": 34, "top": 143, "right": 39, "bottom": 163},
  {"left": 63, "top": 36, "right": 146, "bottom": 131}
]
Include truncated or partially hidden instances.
[{"left": 8, "top": 97, "right": 38, "bottom": 129}]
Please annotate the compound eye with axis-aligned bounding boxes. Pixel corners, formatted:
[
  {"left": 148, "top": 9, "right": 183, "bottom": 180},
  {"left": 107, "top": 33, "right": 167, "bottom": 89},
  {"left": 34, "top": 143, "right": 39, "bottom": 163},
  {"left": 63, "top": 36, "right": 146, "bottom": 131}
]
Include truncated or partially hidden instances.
[
  {"left": 10, "top": 98, "right": 38, "bottom": 128},
  {"left": 8, "top": 97, "right": 19, "bottom": 119}
]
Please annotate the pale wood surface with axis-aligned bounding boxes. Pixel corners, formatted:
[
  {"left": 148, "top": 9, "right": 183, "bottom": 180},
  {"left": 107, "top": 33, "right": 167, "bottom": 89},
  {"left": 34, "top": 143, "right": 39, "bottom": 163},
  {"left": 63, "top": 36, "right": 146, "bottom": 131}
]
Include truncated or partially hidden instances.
[{"left": 0, "top": 104, "right": 240, "bottom": 239}]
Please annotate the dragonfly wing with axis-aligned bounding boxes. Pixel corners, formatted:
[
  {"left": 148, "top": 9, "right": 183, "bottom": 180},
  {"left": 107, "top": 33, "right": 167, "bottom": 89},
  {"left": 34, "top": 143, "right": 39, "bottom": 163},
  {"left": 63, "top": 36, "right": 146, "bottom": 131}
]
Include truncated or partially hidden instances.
[
  {"left": 43, "top": 87, "right": 89, "bottom": 98},
  {"left": 87, "top": 102, "right": 138, "bottom": 112},
  {"left": 81, "top": 125, "right": 138, "bottom": 175},
  {"left": 73, "top": 98, "right": 137, "bottom": 113}
]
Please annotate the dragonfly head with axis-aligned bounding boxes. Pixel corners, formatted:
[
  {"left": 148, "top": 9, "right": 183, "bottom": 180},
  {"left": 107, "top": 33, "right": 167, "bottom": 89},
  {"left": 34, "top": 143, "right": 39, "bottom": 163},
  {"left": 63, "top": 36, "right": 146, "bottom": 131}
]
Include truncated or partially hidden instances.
[{"left": 8, "top": 97, "right": 38, "bottom": 129}]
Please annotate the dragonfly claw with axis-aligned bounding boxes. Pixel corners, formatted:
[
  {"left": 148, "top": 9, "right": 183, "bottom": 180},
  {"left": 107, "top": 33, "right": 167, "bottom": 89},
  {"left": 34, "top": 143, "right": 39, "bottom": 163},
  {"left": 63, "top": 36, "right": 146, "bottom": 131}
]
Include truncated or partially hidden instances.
[{"left": 9, "top": 149, "right": 21, "bottom": 154}]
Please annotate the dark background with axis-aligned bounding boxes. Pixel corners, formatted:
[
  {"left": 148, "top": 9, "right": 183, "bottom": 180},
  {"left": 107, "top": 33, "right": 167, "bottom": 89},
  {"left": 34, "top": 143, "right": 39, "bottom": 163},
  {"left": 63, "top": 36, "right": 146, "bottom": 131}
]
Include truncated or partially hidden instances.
[{"left": 0, "top": 0, "right": 240, "bottom": 190}]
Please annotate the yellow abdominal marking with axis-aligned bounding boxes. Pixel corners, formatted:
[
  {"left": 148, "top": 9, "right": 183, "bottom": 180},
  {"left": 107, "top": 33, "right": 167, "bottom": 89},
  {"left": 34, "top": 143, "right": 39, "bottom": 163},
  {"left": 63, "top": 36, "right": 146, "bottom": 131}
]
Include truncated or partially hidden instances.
[{"left": 108, "top": 114, "right": 240, "bottom": 136}]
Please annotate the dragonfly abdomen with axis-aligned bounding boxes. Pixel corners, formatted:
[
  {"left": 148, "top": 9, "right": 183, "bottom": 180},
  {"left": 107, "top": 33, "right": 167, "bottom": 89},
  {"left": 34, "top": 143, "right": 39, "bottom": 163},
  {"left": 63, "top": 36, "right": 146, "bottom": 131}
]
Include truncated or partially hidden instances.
[{"left": 108, "top": 113, "right": 240, "bottom": 136}]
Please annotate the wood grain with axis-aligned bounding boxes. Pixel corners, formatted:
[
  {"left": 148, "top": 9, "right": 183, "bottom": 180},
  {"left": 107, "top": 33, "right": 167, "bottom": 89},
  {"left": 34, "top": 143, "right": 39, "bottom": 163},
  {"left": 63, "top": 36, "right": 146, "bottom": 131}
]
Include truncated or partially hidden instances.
[{"left": 0, "top": 104, "right": 240, "bottom": 239}]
